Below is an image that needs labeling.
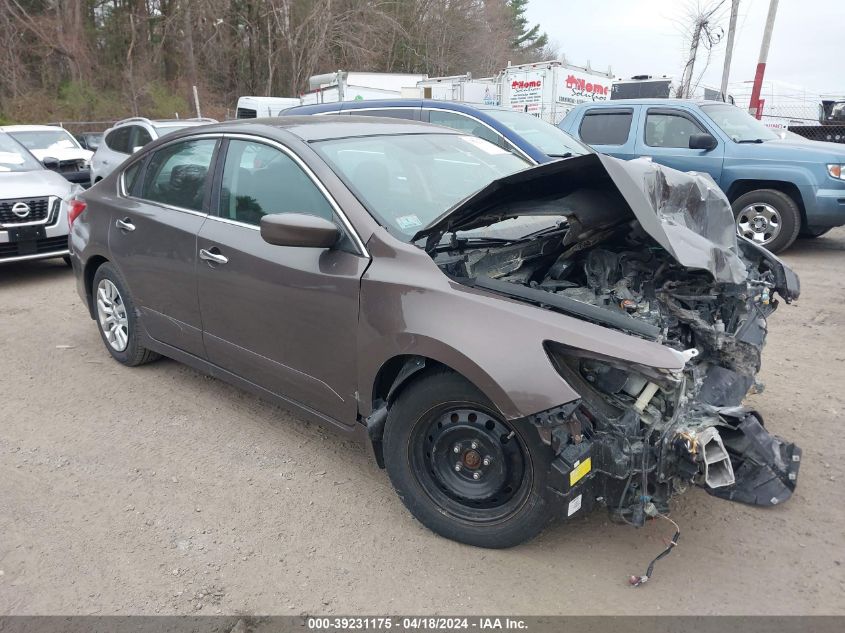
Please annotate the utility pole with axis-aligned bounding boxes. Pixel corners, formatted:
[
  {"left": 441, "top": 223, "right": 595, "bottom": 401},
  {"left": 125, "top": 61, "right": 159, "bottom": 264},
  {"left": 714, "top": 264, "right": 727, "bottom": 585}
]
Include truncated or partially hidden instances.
[
  {"left": 748, "top": 0, "right": 779, "bottom": 118},
  {"left": 720, "top": 0, "right": 740, "bottom": 101},
  {"left": 678, "top": 19, "right": 704, "bottom": 98}
]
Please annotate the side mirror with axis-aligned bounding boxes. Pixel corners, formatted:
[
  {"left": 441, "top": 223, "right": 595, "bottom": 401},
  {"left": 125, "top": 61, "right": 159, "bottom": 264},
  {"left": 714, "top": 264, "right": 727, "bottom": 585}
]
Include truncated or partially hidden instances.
[
  {"left": 132, "top": 145, "right": 144, "bottom": 153},
  {"left": 42, "top": 156, "right": 60, "bottom": 171},
  {"left": 689, "top": 133, "right": 718, "bottom": 151},
  {"left": 260, "top": 213, "right": 340, "bottom": 248}
]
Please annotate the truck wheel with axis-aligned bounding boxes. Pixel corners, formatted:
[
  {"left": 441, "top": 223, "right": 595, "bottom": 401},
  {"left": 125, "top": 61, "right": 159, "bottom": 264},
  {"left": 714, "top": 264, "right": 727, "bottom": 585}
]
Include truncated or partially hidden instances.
[
  {"left": 382, "top": 369, "right": 553, "bottom": 548},
  {"left": 732, "top": 189, "right": 801, "bottom": 253},
  {"left": 92, "top": 262, "right": 160, "bottom": 367}
]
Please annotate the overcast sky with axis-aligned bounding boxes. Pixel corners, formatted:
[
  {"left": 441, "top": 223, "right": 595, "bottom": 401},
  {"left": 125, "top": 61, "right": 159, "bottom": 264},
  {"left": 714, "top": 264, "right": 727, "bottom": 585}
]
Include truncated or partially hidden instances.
[{"left": 524, "top": 0, "right": 844, "bottom": 96}]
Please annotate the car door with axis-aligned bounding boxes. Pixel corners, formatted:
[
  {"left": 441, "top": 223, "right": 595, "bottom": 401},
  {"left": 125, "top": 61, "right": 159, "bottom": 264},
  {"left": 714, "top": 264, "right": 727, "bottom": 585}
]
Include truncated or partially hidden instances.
[
  {"left": 108, "top": 136, "right": 219, "bottom": 358},
  {"left": 196, "top": 137, "right": 368, "bottom": 425},
  {"left": 633, "top": 107, "right": 724, "bottom": 182},
  {"left": 575, "top": 107, "right": 640, "bottom": 160}
]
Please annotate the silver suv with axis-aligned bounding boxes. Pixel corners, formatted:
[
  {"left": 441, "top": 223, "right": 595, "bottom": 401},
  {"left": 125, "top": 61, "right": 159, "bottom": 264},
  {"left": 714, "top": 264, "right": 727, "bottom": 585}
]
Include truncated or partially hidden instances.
[
  {"left": 1, "top": 132, "right": 79, "bottom": 264},
  {"left": 90, "top": 117, "right": 216, "bottom": 186}
]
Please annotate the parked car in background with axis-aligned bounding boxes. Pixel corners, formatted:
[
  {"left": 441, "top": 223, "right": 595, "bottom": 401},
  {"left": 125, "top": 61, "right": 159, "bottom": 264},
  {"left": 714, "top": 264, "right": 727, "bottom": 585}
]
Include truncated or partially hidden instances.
[
  {"left": 1, "top": 124, "right": 92, "bottom": 185},
  {"left": 91, "top": 116, "right": 217, "bottom": 186},
  {"left": 559, "top": 99, "right": 845, "bottom": 252},
  {"left": 1, "top": 132, "right": 80, "bottom": 264},
  {"left": 69, "top": 117, "right": 800, "bottom": 548},
  {"left": 283, "top": 99, "right": 591, "bottom": 164},
  {"left": 75, "top": 132, "right": 104, "bottom": 151}
]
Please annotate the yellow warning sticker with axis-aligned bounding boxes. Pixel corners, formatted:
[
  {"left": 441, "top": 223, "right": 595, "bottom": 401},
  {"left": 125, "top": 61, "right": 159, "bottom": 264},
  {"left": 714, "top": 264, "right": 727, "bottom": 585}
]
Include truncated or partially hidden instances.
[{"left": 569, "top": 457, "right": 592, "bottom": 487}]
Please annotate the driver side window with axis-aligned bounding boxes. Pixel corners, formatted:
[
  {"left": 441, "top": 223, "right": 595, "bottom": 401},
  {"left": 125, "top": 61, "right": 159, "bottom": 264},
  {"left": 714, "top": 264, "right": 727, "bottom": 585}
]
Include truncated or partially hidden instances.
[
  {"left": 218, "top": 140, "right": 334, "bottom": 226},
  {"left": 645, "top": 112, "right": 705, "bottom": 148}
]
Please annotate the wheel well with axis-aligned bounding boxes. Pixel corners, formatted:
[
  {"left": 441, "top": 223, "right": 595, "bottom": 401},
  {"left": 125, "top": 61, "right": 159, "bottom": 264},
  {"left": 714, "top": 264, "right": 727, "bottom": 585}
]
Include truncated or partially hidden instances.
[
  {"left": 83, "top": 255, "right": 109, "bottom": 317},
  {"left": 371, "top": 355, "right": 448, "bottom": 411},
  {"left": 726, "top": 180, "right": 807, "bottom": 227}
]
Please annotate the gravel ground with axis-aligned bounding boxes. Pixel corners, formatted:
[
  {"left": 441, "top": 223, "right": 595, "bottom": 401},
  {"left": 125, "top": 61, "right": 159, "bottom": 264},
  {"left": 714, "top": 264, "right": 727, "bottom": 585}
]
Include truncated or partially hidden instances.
[{"left": 1, "top": 229, "right": 844, "bottom": 615}]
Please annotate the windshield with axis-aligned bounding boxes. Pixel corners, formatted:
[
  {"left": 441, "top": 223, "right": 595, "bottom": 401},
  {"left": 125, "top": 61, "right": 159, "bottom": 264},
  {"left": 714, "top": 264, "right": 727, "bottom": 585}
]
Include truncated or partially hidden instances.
[
  {"left": 313, "top": 133, "right": 531, "bottom": 238},
  {"left": 483, "top": 109, "right": 592, "bottom": 156},
  {"left": 700, "top": 104, "right": 779, "bottom": 142},
  {"left": 0, "top": 133, "right": 43, "bottom": 172},
  {"left": 9, "top": 129, "right": 80, "bottom": 151}
]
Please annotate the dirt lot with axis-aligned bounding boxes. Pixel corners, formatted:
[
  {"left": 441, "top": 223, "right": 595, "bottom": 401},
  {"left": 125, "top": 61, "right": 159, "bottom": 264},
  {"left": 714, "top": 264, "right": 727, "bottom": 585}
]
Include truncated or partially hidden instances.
[{"left": 1, "top": 230, "right": 844, "bottom": 616}]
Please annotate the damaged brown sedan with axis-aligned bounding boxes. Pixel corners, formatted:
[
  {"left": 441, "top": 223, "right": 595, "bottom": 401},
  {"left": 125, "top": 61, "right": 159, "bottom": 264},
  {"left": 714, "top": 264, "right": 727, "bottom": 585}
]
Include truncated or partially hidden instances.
[{"left": 69, "top": 117, "right": 801, "bottom": 550}]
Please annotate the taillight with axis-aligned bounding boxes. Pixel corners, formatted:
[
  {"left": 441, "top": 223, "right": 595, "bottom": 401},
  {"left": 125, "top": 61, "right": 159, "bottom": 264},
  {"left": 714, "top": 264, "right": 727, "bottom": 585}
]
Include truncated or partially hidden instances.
[{"left": 67, "top": 198, "right": 87, "bottom": 228}]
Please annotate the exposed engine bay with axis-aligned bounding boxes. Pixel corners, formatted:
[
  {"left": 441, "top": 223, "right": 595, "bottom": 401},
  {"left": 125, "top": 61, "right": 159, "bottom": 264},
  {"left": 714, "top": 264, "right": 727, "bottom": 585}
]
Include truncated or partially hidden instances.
[{"left": 420, "top": 153, "right": 802, "bottom": 530}]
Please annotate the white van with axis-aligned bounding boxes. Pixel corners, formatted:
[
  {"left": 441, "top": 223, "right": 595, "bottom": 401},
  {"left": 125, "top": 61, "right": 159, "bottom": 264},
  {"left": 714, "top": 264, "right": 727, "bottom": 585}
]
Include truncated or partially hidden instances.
[{"left": 235, "top": 96, "right": 302, "bottom": 119}]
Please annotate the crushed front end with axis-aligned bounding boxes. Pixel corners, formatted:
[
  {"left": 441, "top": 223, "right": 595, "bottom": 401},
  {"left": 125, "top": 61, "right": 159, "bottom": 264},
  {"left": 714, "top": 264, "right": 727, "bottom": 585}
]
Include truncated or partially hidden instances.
[{"left": 423, "top": 153, "right": 802, "bottom": 525}]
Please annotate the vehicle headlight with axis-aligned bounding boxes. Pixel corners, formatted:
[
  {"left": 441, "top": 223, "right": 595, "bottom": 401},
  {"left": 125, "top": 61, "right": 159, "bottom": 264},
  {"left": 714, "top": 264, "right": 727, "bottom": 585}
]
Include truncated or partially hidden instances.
[{"left": 827, "top": 164, "right": 845, "bottom": 180}]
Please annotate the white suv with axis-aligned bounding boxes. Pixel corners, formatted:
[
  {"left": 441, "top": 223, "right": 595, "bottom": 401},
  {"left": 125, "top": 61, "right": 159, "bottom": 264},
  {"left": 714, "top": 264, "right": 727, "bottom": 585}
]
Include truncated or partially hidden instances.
[
  {"left": 90, "top": 117, "right": 216, "bottom": 186},
  {"left": 0, "top": 124, "right": 93, "bottom": 185}
]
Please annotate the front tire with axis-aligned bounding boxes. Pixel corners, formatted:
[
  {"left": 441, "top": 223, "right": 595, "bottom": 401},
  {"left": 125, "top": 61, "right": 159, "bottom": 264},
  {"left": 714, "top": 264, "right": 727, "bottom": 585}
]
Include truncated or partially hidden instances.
[
  {"left": 732, "top": 189, "right": 801, "bottom": 253},
  {"left": 383, "top": 370, "right": 554, "bottom": 548},
  {"left": 92, "top": 262, "right": 160, "bottom": 367}
]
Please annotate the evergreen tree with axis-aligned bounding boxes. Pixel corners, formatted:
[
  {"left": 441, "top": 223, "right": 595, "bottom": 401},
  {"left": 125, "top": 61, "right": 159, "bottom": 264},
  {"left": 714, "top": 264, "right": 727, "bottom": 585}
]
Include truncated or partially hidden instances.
[{"left": 507, "top": 0, "right": 548, "bottom": 55}]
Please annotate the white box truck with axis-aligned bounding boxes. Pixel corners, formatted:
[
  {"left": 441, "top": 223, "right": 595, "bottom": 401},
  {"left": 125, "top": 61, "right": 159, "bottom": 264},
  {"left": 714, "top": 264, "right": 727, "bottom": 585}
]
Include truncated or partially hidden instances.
[
  {"left": 498, "top": 60, "right": 614, "bottom": 124},
  {"left": 235, "top": 96, "right": 302, "bottom": 118},
  {"left": 403, "top": 74, "right": 498, "bottom": 104},
  {"left": 300, "top": 71, "right": 428, "bottom": 105}
]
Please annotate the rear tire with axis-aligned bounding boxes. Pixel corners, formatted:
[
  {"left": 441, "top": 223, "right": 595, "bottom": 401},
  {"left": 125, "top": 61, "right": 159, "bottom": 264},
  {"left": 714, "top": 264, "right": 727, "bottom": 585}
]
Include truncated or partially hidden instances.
[
  {"left": 799, "top": 227, "right": 832, "bottom": 239},
  {"left": 382, "top": 369, "right": 554, "bottom": 548},
  {"left": 732, "top": 189, "right": 801, "bottom": 253},
  {"left": 92, "top": 262, "right": 160, "bottom": 367}
]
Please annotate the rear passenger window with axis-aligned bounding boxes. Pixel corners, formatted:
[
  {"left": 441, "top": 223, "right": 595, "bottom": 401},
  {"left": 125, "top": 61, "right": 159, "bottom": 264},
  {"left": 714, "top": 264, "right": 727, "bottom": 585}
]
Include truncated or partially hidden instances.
[
  {"left": 428, "top": 110, "right": 502, "bottom": 146},
  {"left": 645, "top": 112, "right": 705, "bottom": 148},
  {"left": 351, "top": 108, "right": 416, "bottom": 120},
  {"left": 105, "top": 127, "right": 131, "bottom": 154},
  {"left": 579, "top": 111, "right": 633, "bottom": 145},
  {"left": 122, "top": 160, "right": 144, "bottom": 195},
  {"left": 139, "top": 139, "right": 216, "bottom": 212},
  {"left": 218, "top": 140, "right": 333, "bottom": 226},
  {"left": 132, "top": 126, "right": 153, "bottom": 149}
]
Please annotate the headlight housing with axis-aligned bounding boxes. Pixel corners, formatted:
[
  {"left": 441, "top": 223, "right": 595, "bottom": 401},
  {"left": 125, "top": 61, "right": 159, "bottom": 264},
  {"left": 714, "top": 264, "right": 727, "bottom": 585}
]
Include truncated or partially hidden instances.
[{"left": 827, "top": 164, "right": 845, "bottom": 180}]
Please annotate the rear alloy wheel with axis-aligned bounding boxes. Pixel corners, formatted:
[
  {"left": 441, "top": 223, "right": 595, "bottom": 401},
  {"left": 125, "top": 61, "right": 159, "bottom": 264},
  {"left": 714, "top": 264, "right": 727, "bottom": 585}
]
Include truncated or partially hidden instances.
[
  {"left": 96, "top": 278, "right": 129, "bottom": 352},
  {"left": 92, "top": 262, "right": 160, "bottom": 366},
  {"left": 732, "top": 189, "right": 801, "bottom": 253},
  {"left": 383, "top": 370, "right": 553, "bottom": 548}
]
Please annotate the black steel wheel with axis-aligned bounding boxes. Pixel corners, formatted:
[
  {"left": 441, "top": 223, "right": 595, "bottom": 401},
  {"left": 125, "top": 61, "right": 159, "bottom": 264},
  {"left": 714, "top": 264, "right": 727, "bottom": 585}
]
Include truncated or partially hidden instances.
[
  {"left": 383, "top": 369, "right": 554, "bottom": 548},
  {"left": 410, "top": 407, "right": 530, "bottom": 523}
]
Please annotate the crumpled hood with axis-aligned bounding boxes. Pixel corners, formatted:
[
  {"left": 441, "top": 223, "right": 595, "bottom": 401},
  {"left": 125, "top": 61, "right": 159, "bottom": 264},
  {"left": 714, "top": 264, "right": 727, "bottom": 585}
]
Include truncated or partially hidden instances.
[
  {"left": 0, "top": 169, "right": 75, "bottom": 198},
  {"left": 30, "top": 147, "right": 93, "bottom": 163},
  {"left": 414, "top": 153, "right": 748, "bottom": 283}
]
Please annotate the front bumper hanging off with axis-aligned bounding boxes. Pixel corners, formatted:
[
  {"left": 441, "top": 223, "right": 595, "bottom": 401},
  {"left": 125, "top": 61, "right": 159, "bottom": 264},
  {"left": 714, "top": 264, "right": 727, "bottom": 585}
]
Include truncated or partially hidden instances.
[
  {"left": 704, "top": 411, "right": 801, "bottom": 506},
  {"left": 537, "top": 405, "right": 801, "bottom": 522}
]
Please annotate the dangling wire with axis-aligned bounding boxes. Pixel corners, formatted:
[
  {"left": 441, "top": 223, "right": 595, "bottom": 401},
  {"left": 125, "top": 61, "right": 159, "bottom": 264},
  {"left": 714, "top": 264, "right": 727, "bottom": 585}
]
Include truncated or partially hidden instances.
[{"left": 629, "top": 513, "right": 681, "bottom": 587}]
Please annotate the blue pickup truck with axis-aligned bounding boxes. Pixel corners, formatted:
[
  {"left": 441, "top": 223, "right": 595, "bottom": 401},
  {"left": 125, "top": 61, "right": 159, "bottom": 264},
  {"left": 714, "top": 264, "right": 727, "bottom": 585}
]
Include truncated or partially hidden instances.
[{"left": 560, "top": 99, "right": 845, "bottom": 252}]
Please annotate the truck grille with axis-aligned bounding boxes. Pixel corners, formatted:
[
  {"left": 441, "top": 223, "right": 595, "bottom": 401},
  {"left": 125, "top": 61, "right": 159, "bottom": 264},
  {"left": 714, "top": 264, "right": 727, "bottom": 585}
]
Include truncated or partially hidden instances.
[
  {"left": 0, "top": 197, "right": 52, "bottom": 225},
  {"left": 236, "top": 107, "right": 257, "bottom": 119}
]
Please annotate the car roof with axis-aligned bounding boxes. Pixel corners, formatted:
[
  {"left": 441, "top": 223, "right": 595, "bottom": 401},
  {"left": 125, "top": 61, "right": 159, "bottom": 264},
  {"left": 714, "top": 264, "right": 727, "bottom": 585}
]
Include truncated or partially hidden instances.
[
  {"left": 112, "top": 117, "right": 217, "bottom": 129},
  {"left": 573, "top": 98, "right": 730, "bottom": 108},
  {"left": 0, "top": 124, "right": 72, "bottom": 132},
  {"left": 174, "top": 115, "right": 462, "bottom": 142},
  {"left": 290, "top": 99, "right": 513, "bottom": 114}
]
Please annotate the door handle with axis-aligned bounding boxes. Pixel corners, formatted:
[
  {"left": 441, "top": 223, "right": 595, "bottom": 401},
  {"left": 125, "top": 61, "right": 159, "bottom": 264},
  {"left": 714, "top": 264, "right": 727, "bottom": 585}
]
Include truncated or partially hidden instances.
[
  {"left": 115, "top": 218, "right": 135, "bottom": 232},
  {"left": 199, "top": 248, "right": 228, "bottom": 265}
]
